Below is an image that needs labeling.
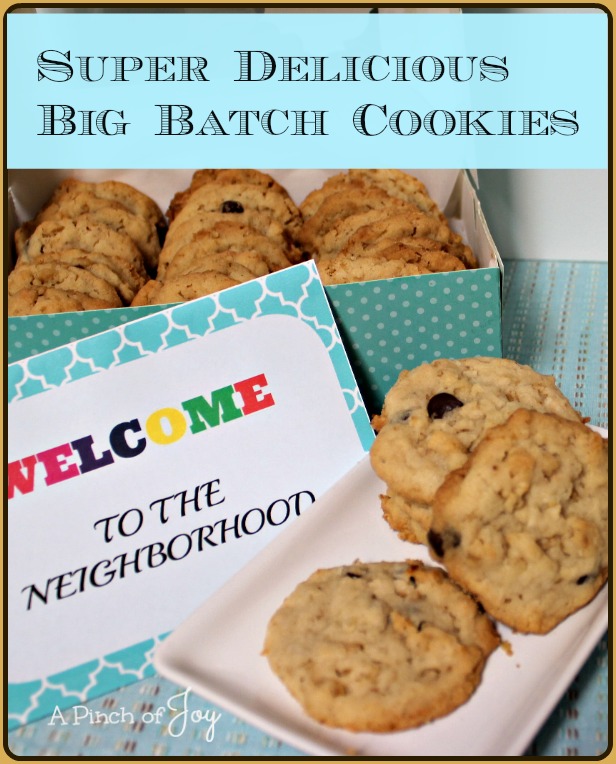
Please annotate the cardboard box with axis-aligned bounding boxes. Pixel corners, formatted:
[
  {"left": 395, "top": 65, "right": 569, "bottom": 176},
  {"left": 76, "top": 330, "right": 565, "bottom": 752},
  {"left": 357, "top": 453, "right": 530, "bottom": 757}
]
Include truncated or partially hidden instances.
[{"left": 7, "top": 169, "right": 503, "bottom": 413}]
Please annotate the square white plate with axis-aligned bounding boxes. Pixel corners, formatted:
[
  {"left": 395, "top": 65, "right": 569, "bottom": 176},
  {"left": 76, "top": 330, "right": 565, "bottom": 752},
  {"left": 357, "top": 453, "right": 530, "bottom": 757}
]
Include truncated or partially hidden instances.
[{"left": 155, "top": 433, "right": 609, "bottom": 757}]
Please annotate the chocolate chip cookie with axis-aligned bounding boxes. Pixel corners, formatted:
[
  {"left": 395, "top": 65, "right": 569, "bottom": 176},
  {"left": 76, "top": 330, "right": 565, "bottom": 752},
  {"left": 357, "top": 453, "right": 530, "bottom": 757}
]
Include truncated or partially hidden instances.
[
  {"left": 428, "top": 409, "right": 608, "bottom": 634},
  {"left": 263, "top": 560, "right": 500, "bottom": 732}
]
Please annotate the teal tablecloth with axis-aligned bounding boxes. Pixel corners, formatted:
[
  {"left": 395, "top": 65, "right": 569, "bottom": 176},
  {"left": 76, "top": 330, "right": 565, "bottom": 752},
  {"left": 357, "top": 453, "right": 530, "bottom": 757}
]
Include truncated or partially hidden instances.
[{"left": 7, "top": 260, "right": 609, "bottom": 758}]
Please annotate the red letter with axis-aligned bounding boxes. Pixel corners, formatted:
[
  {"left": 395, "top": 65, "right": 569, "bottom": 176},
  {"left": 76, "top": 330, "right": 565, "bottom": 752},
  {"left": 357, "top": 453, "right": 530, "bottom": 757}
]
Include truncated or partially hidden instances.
[
  {"left": 36, "top": 443, "right": 80, "bottom": 486},
  {"left": 8, "top": 455, "right": 38, "bottom": 499},
  {"left": 234, "top": 374, "right": 275, "bottom": 415}
]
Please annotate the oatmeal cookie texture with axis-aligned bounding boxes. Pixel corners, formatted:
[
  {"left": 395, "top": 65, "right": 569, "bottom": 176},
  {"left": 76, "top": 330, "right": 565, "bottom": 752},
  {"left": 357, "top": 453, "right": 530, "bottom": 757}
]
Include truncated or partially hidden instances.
[
  {"left": 428, "top": 409, "right": 608, "bottom": 634},
  {"left": 263, "top": 560, "right": 499, "bottom": 733},
  {"left": 9, "top": 178, "right": 164, "bottom": 315},
  {"left": 297, "top": 169, "right": 477, "bottom": 282},
  {"left": 370, "top": 357, "right": 583, "bottom": 544}
]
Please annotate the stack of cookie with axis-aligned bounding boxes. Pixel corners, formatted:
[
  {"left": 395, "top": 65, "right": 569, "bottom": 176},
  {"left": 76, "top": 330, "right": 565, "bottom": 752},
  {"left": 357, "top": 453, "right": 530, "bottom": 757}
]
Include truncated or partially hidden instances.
[
  {"left": 297, "top": 169, "right": 478, "bottom": 285},
  {"left": 370, "top": 357, "right": 609, "bottom": 635},
  {"left": 8, "top": 178, "right": 165, "bottom": 316},
  {"left": 131, "top": 169, "right": 301, "bottom": 306},
  {"left": 264, "top": 356, "right": 607, "bottom": 735}
]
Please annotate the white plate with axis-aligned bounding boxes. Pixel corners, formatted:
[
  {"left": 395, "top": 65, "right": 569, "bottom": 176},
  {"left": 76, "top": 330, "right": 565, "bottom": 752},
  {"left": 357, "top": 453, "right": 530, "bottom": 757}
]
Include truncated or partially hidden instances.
[{"left": 155, "top": 429, "right": 609, "bottom": 757}]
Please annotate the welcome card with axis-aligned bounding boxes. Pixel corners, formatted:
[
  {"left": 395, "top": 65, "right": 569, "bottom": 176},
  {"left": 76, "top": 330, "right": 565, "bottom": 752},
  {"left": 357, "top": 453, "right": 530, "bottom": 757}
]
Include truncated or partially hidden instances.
[{"left": 7, "top": 261, "right": 374, "bottom": 729}]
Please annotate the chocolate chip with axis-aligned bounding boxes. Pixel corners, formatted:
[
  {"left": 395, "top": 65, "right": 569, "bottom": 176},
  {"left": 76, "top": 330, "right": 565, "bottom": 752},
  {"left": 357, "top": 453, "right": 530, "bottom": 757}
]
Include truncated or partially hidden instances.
[
  {"left": 221, "top": 200, "right": 244, "bottom": 213},
  {"left": 345, "top": 571, "right": 363, "bottom": 579},
  {"left": 409, "top": 576, "right": 417, "bottom": 587},
  {"left": 576, "top": 575, "right": 589, "bottom": 585},
  {"left": 427, "top": 528, "right": 461, "bottom": 557},
  {"left": 427, "top": 392, "right": 464, "bottom": 419}
]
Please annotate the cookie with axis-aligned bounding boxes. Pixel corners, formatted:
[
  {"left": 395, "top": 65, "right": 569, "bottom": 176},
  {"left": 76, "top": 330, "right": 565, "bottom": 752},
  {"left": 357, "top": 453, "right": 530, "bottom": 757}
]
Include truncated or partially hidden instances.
[
  {"left": 300, "top": 170, "right": 446, "bottom": 224},
  {"left": 8, "top": 286, "right": 118, "bottom": 316},
  {"left": 341, "top": 210, "right": 464, "bottom": 257},
  {"left": 159, "top": 212, "right": 290, "bottom": 278},
  {"left": 8, "top": 262, "right": 123, "bottom": 308},
  {"left": 170, "top": 181, "right": 302, "bottom": 236},
  {"left": 370, "top": 358, "right": 583, "bottom": 508},
  {"left": 131, "top": 272, "right": 242, "bottom": 306},
  {"left": 380, "top": 492, "right": 433, "bottom": 546},
  {"left": 167, "top": 169, "right": 294, "bottom": 222},
  {"left": 313, "top": 208, "right": 408, "bottom": 260},
  {"left": 428, "top": 409, "right": 608, "bottom": 634},
  {"left": 297, "top": 188, "right": 414, "bottom": 252},
  {"left": 263, "top": 560, "right": 500, "bottom": 732},
  {"left": 299, "top": 173, "right": 370, "bottom": 220},
  {"left": 160, "top": 220, "right": 291, "bottom": 280},
  {"left": 348, "top": 169, "right": 447, "bottom": 222},
  {"left": 353, "top": 241, "right": 466, "bottom": 274},
  {"left": 318, "top": 253, "right": 431, "bottom": 285},
  {"left": 15, "top": 199, "right": 161, "bottom": 273},
  {"left": 344, "top": 232, "right": 477, "bottom": 270},
  {"left": 47, "top": 177, "right": 165, "bottom": 231},
  {"left": 34, "top": 250, "right": 146, "bottom": 305},
  {"left": 17, "top": 218, "right": 147, "bottom": 279},
  {"left": 164, "top": 249, "right": 270, "bottom": 281}
]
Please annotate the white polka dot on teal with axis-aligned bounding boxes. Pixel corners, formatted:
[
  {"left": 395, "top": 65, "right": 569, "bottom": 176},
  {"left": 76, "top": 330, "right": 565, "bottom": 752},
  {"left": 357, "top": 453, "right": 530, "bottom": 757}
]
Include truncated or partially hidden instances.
[
  {"left": 345, "top": 289, "right": 353, "bottom": 297},
  {"left": 373, "top": 286, "right": 381, "bottom": 294},
  {"left": 415, "top": 290, "right": 423, "bottom": 298},
  {"left": 471, "top": 284, "right": 478, "bottom": 291},
  {"left": 417, "top": 307, "right": 424, "bottom": 315}
]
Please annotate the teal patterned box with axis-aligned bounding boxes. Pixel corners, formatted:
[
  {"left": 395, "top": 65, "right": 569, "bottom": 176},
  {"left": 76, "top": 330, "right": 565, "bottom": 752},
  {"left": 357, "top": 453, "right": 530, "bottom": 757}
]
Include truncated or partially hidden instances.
[{"left": 7, "top": 169, "right": 502, "bottom": 414}]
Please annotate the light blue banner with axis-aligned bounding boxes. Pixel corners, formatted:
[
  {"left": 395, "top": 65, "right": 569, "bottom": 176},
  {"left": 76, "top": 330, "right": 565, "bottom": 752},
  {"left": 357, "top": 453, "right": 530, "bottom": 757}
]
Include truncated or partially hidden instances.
[{"left": 7, "top": 11, "right": 608, "bottom": 169}]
